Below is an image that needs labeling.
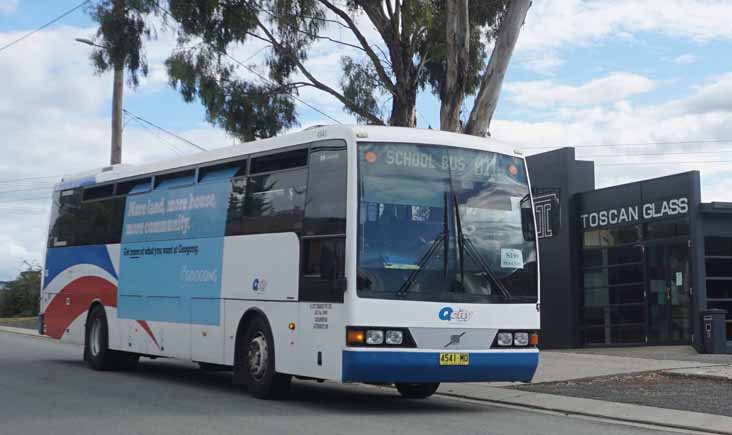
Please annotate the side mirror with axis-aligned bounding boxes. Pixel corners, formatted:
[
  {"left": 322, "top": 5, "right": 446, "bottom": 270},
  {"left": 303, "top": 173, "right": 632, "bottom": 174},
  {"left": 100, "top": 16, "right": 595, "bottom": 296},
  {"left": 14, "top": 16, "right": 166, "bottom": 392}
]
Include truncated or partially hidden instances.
[{"left": 520, "top": 195, "right": 535, "bottom": 241}]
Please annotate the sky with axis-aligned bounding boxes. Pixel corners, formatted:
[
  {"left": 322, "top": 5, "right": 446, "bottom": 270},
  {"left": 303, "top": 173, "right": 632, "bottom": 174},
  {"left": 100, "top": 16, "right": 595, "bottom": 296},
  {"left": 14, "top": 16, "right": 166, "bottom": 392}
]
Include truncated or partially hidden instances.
[{"left": 1, "top": 0, "right": 732, "bottom": 280}]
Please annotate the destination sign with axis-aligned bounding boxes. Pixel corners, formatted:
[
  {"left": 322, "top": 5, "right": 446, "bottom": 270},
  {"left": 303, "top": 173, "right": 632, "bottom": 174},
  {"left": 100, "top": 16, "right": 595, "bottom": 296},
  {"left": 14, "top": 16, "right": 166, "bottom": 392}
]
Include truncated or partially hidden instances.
[{"left": 362, "top": 146, "right": 520, "bottom": 179}]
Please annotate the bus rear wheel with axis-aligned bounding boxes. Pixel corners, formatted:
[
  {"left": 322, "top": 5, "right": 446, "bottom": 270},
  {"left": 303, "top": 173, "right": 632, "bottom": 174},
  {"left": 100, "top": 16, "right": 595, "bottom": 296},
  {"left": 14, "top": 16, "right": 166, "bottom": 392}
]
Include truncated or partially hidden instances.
[
  {"left": 84, "top": 305, "right": 138, "bottom": 371},
  {"left": 396, "top": 383, "right": 440, "bottom": 399},
  {"left": 239, "top": 316, "right": 291, "bottom": 399}
]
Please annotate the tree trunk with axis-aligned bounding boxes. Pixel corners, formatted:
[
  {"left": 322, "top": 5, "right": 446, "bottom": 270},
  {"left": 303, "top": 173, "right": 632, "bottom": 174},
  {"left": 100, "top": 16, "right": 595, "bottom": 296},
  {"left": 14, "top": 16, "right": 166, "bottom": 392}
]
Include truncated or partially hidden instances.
[
  {"left": 440, "top": 0, "right": 470, "bottom": 132},
  {"left": 464, "top": 0, "right": 531, "bottom": 137},
  {"left": 389, "top": 87, "right": 417, "bottom": 127}
]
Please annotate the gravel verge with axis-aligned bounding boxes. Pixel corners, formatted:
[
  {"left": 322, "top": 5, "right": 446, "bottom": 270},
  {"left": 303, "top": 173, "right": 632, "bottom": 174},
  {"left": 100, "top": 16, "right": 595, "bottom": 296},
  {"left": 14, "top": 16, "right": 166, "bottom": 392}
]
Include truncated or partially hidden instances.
[{"left": 514, "top": 371, "right": 732, "bottom": 417}]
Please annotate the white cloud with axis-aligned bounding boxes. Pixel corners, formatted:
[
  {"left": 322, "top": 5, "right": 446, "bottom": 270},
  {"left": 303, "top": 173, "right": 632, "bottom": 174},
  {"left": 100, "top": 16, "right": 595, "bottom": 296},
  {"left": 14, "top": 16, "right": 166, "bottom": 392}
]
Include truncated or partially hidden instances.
[
  {"left": 0, "top": 0, "right": 17, "bottom": 14},
  {"left": 673, "top": 53, "right": 697, "bottom": 65},
  {"left": 520, "top": 52, "right": 565, "bottom": 75},
  {"left": 493, "top": 73, "right": 732, "bottom": 201},
  {"left": 504, "top": 73, "right": 656, "bottom": 109},
  {"left": 521, "top": 0, "right": 732, "bottom": 53},
  {"left": 515, "top": 0, "right": 732, "bottom": 72}
]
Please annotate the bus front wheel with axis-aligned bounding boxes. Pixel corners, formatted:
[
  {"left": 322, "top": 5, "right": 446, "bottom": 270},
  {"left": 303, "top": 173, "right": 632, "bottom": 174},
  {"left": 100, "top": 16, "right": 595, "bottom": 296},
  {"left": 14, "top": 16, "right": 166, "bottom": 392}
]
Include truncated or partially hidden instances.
[
  {"left": 240, "top": 316, "right": 291, "bottom": 399},
  {"left": 396, "top": 383, "right": 440, "bottom": 399}
]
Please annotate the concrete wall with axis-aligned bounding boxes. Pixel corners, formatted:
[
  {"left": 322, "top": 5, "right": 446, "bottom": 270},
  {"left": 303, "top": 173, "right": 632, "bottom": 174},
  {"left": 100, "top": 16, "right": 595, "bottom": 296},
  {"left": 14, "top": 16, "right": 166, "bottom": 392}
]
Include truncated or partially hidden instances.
[{"left": 527, "top": 148, "right": 595, "bottom": 349}]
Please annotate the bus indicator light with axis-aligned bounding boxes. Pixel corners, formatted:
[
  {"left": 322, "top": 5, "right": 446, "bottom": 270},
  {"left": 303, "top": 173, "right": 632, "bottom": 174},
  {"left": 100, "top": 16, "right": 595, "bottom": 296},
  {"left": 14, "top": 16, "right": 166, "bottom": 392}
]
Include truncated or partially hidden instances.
[
  {"left": 347, "top": 329, "right": 365, "bottom": 345},
  {"left": 530, "top": 333, "right": 539, "bottom": 346}
]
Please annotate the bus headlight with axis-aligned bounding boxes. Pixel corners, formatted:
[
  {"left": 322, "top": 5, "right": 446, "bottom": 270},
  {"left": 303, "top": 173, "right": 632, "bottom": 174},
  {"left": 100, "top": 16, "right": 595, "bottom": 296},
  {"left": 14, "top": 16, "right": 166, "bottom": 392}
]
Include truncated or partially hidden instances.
[
  {"left": 496, "top": 332, "right": 513, "bottom": 346},
  {"left": 385, "top": 330, "right": 403, "bottom": 345},
  {"left": 365, "top": 330, "right": 384, "bottom": 345},
  {"left": 513, "top": 332, "right": 529, "bottom": 346}
]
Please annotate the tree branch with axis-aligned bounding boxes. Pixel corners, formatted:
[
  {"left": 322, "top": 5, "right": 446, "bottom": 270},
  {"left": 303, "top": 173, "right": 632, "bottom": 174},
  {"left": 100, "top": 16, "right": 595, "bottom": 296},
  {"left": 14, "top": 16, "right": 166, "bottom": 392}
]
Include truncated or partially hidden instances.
[
  {"left": 465, "top": 0, "right": 531, "bottom": 136},
  {"left": 255, "top": 5, "right": 366, "bottom": 52},
  {"left": 318, "top": 0, "right": 396, "bottom": 95},
  {"left": 254, "top": 18, "right": 384, "bottom": 125}
]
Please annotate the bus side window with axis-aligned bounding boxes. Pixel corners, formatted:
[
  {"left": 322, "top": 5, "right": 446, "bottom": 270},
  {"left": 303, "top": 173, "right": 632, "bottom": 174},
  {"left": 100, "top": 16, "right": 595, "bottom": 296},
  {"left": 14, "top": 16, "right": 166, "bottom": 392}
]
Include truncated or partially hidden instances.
[
  {"left": 48, "top": 188, "right": 125, "bottom": 248},
  {"left": 300, "top": 140, "right": 347, "bottom": 302}
]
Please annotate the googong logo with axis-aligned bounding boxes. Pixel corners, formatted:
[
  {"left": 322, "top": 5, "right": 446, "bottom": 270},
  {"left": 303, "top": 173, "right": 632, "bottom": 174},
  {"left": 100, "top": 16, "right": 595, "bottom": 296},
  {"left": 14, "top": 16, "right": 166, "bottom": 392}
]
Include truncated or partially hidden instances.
[{"left": 438, "top": 306, "right": 473, "bottom": 322}]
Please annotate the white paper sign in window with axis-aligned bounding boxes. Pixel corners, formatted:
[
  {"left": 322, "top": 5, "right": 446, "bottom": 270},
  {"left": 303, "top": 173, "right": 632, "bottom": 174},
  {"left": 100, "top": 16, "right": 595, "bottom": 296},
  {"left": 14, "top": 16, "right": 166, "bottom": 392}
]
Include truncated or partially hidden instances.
[{"left": 501, "top": 248, "right": 524, "bottom": 269}]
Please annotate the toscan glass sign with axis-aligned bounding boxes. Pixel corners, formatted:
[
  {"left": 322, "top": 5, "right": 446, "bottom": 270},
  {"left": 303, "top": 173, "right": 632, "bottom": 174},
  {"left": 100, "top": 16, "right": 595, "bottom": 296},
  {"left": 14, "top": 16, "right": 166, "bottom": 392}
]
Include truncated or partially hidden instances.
[{"left": 580, "top": 197, "right": 688, "bottom": 230}]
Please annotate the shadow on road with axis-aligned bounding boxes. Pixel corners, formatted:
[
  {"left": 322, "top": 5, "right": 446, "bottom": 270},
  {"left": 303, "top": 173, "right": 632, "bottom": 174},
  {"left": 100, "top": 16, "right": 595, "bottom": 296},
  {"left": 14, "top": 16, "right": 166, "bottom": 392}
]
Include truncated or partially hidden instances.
[{"left": 50, "top": 357, "right": 485, "bottom": 415}]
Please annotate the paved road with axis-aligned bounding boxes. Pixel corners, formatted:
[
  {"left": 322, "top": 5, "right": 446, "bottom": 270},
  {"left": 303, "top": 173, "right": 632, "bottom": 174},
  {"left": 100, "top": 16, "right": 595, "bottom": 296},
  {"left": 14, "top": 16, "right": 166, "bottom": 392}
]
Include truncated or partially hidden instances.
[{"left": 0, "top": 332, "right": 680, "bottom": 435}]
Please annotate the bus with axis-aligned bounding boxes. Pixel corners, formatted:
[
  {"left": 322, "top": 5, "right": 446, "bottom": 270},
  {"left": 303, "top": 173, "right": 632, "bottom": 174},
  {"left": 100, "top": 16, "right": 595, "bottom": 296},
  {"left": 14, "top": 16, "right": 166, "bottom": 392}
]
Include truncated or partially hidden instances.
[{"left": 39, "top": 125, "right": 540, "bottom": 399}]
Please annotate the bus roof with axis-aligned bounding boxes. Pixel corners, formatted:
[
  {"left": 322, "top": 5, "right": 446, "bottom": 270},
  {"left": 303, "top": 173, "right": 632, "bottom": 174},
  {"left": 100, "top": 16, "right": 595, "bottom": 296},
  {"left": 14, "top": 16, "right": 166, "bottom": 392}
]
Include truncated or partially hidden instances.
[{"left": 55, "top": 125, "right": 522, "bottom": 191}]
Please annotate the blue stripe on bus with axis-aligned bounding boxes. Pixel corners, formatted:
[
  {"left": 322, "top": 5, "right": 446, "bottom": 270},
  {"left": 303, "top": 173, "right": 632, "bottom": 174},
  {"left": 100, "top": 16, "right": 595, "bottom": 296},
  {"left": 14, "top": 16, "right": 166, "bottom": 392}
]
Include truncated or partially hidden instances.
[
  {"left": 342, "top": 350, "right": 538, "bottom": 383},
  {"left": 45, "top": 245, "right": 117, "bottom": 287}
]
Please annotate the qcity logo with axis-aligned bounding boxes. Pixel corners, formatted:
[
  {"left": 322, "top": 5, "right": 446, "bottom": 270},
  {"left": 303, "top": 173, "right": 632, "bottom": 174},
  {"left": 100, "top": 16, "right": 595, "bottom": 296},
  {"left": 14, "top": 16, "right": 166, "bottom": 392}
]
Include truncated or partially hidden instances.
[
  {"left": 252, "top": 278, "right": 268, "bottom": 292},
  {"left": 438, "top": 306, "right": 473, "bottom": 322}
]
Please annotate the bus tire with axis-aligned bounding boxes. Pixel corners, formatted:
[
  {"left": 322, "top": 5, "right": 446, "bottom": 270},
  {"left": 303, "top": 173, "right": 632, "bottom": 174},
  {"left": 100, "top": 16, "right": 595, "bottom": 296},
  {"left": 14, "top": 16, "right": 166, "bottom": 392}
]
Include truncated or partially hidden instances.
[
  {"left": 395, "top": 382, "right": 440, "bottom": 399},
  {"left": 240, "top": 316, "right": 291, "bottom": 399},
  {"left": 84, "top": 305, "right": 138, "bottom": 371}
]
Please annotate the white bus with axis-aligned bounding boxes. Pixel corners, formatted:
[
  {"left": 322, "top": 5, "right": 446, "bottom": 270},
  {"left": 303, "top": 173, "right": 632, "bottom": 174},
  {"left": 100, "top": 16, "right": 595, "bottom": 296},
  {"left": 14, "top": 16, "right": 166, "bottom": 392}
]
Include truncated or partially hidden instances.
[{"left": 40, "top": 125, "right": 540, "bottom": 399}]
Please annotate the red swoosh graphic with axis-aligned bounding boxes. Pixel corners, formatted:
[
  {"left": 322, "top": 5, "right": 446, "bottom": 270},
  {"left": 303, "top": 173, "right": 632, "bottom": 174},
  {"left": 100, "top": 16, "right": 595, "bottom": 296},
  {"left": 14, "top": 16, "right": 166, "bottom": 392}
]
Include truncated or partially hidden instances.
[{"left": 44, "top": 276, "right": 159, "bottom": 349}]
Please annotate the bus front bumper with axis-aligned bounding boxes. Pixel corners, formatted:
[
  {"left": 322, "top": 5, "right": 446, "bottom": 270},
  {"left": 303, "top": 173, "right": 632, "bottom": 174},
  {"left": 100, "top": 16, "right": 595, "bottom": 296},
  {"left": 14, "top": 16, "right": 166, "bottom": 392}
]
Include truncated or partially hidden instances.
[{"left": 341, "top": 349, "right": 538, "bottom": 383}]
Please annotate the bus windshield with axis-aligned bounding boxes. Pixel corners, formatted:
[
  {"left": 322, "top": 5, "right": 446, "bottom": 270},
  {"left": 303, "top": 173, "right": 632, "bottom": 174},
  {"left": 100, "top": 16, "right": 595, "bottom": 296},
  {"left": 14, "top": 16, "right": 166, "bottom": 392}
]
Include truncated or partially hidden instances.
[{"left": 357, "top": 142, "right": 538, "bottom": 304}]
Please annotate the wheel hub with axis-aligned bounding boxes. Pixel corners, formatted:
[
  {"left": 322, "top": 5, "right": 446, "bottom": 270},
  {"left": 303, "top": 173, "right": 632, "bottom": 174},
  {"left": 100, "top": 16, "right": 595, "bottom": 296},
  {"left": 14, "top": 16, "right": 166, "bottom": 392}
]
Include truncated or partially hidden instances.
[
  {"left": 248, "top": 332, "right": 269, "bottom": 381},
  {"left": 90, "top": 318, "right": 102, "bottom": 357}
]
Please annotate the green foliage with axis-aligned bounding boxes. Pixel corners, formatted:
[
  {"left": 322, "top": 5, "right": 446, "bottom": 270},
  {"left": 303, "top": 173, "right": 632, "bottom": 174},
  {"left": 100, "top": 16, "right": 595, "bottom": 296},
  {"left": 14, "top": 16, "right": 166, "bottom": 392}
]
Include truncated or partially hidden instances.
[
  {"left": 87, "top": 0, "right": 160, "bottom": 86},
  {"left": 83, "top": 0, "right": 512, "bottom": 139},
  {"left": 0, "top": 263, "right": 42, "bottom": 318},
  {"left": 165, "top": 47, "right": 296, "bottom": 141},
  {"left": 340, "top": 56, "right": 384, "bottom": 123}
]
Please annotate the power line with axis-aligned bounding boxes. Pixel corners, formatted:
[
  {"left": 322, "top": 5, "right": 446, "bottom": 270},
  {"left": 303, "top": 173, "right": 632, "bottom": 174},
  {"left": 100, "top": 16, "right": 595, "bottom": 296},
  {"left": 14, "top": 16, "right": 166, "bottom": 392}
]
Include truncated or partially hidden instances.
[
  {"left": 596, "top": 159, "right": 732, "bottom": 167},
  {"left": 0, "top": 195, "right": 52, "bottom": 203},
  {"left": 125, "top": 112, "right": 187, "bottom": 156},
  {"left": 0, "top": 175, "right": 61, "bottom": 184},
  {"left": 515, "top": 138, "right": 732, "bottom": 151},
  {"left": 123, "top": 109, "right": 208, "bottom": 152},
  {"left": 0, "top": 186, "right": 55, "bottom": 195},
  {"left": 0, "top": 0, "right": 90, "bottom": 54},
  {"left": 579, "top": 149, "right": 732, "bottom": 159}
]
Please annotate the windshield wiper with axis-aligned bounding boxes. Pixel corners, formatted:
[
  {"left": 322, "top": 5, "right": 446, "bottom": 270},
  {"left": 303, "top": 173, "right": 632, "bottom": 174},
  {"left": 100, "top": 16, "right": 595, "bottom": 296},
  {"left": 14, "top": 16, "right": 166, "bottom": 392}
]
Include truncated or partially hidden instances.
[
  {"left": 395, "top": 191, "right": 449, "bottom": 298},
  {"left": 450, "top": 190, "right": 513, "bottom": 300}
]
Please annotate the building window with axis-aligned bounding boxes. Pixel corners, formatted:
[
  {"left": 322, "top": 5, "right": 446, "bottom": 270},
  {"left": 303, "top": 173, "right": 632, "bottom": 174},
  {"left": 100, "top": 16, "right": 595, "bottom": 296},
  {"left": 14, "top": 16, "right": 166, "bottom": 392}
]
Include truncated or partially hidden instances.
[
  {"left": 581, "top": 224, "right": 645, "bottom": 346},
  {"left": 705, "top": 237, "right": 732, "bottom": 339},
  {"left": 644, "top": 220, "right": 689, "bottom": 240}
]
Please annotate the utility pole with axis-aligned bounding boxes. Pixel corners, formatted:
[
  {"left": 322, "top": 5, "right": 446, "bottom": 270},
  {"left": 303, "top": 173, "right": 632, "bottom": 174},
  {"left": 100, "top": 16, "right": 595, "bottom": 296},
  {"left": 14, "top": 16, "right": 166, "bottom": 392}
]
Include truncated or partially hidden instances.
[
  {"left": 75, "top": 37, "right": 124, "bottom": 165},
  {"left": 108, "top": 0, "right": 124, "bottom": 165},
  {"left": 110, "top": 62, "right": 123, "bottom": 165}
]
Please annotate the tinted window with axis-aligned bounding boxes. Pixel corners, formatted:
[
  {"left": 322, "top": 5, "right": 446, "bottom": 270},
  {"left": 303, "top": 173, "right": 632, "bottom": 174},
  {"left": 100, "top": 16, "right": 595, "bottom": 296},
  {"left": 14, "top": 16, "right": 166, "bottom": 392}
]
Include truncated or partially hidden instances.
[
  {"left": 155, "top": 170, "right": 195, "bottom": 189},
  {"left": 48, "top": 188, "right": 125, "bottom": 247},
  {"left": 304, "top": 141, "right": 347, "bottom": 236},
  {"left": 300, "top": 237, "right": 346, "bottom": 302},
  {"left": 299, "top": 140, "right": 347, "bottom": 303},
  {"left": 644, "top": 220, "right": 689, "bottom": 239},
  {"left": 226, "top": 168, "right": 307, "bottom": 235},
  {"left": 251, "top": 149, "right": 307, "bottom": 174},
  {"left": 705, "top": 237, "right": 732, "bottom": 257}
]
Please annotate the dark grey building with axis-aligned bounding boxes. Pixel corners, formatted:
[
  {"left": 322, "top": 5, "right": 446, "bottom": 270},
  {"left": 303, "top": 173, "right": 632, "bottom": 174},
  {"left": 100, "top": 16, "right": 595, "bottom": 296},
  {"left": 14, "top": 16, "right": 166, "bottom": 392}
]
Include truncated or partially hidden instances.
[{"left": 528, "top": 148, "right": 732, "bottom": 353}]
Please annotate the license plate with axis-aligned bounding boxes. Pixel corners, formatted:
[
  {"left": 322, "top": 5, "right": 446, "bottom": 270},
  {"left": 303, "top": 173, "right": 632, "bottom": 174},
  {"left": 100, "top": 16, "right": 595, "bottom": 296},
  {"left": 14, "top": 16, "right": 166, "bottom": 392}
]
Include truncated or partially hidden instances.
[{"left": 439, "top": 353, "right": 470, "bottom": 366}]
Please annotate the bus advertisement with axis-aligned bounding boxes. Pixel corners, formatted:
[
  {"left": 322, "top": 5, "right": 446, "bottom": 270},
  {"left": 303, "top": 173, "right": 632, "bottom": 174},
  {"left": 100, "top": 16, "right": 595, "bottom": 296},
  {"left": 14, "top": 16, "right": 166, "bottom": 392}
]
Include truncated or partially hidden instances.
[{"left": 39, "top": 126, "right": 540, "bottom": 399}]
